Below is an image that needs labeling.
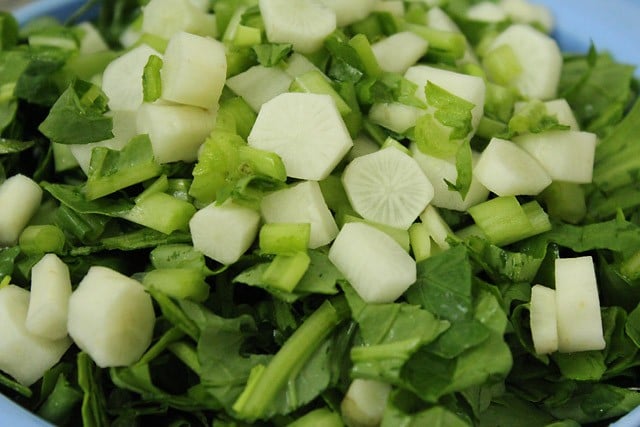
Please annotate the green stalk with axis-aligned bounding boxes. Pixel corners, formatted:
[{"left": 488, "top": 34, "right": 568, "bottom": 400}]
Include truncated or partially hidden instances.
[
  {"left": 18, "top": 224, "right": 65, "bottom": 255},
  {"left": 288, "top": 408, "right": 344, "bottom": 427},
  {"left": 261, "top": 252, "right": 311, "bottom": 292},
  {"left": 233, "top": 297, "right": 350, "bottom": 420},
  {"left": 168, "top": 341, "right": 201, "bottom": 374},
  {"left": 259, "top": 223, "right": 310, "bottom": 254},
  {"left": 402, "top": 23, "right": 466, "bottom": 60}
]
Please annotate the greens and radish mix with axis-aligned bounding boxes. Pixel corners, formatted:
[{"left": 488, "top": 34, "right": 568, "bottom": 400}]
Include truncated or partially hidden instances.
[{"left": 1, "top": 0, "right": 640, "bottom": 425}]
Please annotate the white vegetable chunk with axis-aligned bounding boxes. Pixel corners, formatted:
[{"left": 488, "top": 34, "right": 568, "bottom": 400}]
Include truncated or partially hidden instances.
[
  {"left": 261, "top": 181, "right": 338, "bottom": 249},
  {"left": 371, "top": 32, "right": 429, "bottom": 74},
  {"left": 102, "top": 44, "right": 160, "bottom": 111},
  {"left": 555, "top": 257, "right": 606, "bottom": 353},
  {"left": 259, "top": 0, "right": 336, "bottom": 54},
  {"left": 342, "top": 147, "right": 434, "bottom": 230},
  {"left": 467, "top": 1, "right": 508, "bottom": 22},
  {"left": 530, "top": 285, "right": 558, "bottom": 355},
  {"left": 368, "top": 103, "right": 425, "bottom": 134},
  {"left": 161, "top": 32, "right": 227, "bottom": 110},
  {"left": 514, "top": 99, "right": 580, "bottom": 131},
  {"left": 142, "top": 0, "right": 215, "bottom": 39},
  {"left": 248, "top": 93, "right": 353, "bottom": 181},
  {"left": 284, "top": 53, "right": 322, "bottom": 78},
  {"left": 474, "top": 137, "right": 552, "bottom": 196},
  {"left": 347, "top": 134, "right": 380, "bottom": 161},
  {"left": 329, "top": 222, "right": 416, "bottom": 303},
  {"left": 419, "top": 205, "right": 454, "bottom": 250},
  {"left": 137, "top": 102, "right": 217, "bottom": 164},
  {"left": 0, "top": 174, "right": 43, "bottom": 245},
  {"left": 68, "top": 266, "right": 155, "bottom": 367},
  {"left": 26, "top": 254, "right": 72, "bottom": 340},
  {"left": 499, "top": 0, "right": 554, "bottom": 33},
  {"left": 514, "top": 130, "right": 597, "bottom": 184},
  {"left": 0, "top": 285, "right": 71, "bottom": 386},
  {"left": 226, "top": 65, "right": 293, "bottom": 112},
  {"left": 372, "top": 1, "right": 405, "bottom": 17},
  {"left": 411, "top": 143, "right": 489, "bottom": 211},
  {"left": 189, "top": 202, "right": 261, "bottom": 265},
  {"left": 341, "top": 379, "right": 391, "bottom": 427},
  {"left": 317, "top": 0, "right": 376, "bottom": 26},
  {"left": 76, "top": 22, "right": 109, "bottom": 54},
  {"left": 486, "top": 24, "right": 562, "bottom": 100}
]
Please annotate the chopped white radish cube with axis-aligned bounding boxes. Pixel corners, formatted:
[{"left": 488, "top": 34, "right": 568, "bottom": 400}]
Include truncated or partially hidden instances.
[
  {"left": 329, "top": 222, "right": 416, "bottom": 303},
  {"left": 248, "top": 93, "right": 353, "bottom": 181},
  {"left": 341, "top": 379, "right": 391, "bottom": 427},
  {"left": 371, "top": 32, "right": 429, "bottom": 74},
  {"left": 259, "top": 0, "right": 336, "bottom": 54},
  {"left": 102, "top": 44, "right": 160, "bottom": 111},
  {"left": 514, "top": 130, "right": 597, "bottom": 184},
  {"left": 486, "top": 24, "right": 562, "bottom": 100},
  {"left": 467, "top": 1, "right": 508, "bottom": 22},
  {"left": 26, "top": 254, "right": 72, "bottom": 340},
  {"left": 411, "top": 144, "right": 489, "bottom": 211},
  {"left": 514, "top": 99, "right": 580, "bottom": 131},
  {"left": 342, "top": 147, "right": 434, "bottom": 230},
  {"left": 317, "top": 0, "right": 376, "bottom": 26},
  {"left": 261, "top": 181, "right": 338, "bottom": 249},
  {"left": 226, "top": 65, "right": 293, "bottom": 112},
  {"left": 0, "top": 285, "right": 71, "bottom": 386},
  {"left": 161, "top": 32, "right": 226, "bottom": 110},
  {"left": 368, "top": 103, "right": 425, "bottom": 134},
  {"left": 474, "top": 137, "right": 552, "bottom": 196},
  {"left": 499, "top": 0, "right": 554, "bottom": 33},
  {"left": 348, "top": 134, "right": 380, "bottom": 161},
  {"left": 189, "top": 202, "right": 261, "bottom": 265},
  {"left": 76, "top": 22, "right": 108, "bottom": 54},
  {"left": 68, "top": 266, "right": 155, "bottom": 367},
  {"left": 373, "top": 1, "right": 404, "bottom": 16},
  {"left": 0, "top": 174, "right": 43, "bottom": 245},
  {"left": 555, "top": 257, "right": 606, "bottom": 353},
  {"left": 137, "top": 102, "right": 217, "bottom": 164},
  {"left": 284, "top": 53, "right": 322, "bottom": 78},
  {"left": 142, "top": 0, "right": 216, "bottom": 39},
  {"left": 530, "top": 285, "right": 558, "bottom": 355}
]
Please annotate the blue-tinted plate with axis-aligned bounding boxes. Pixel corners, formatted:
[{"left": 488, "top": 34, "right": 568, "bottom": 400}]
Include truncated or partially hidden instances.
[{"left": 3, "top": 0, "right": 640, "bottom": 425}]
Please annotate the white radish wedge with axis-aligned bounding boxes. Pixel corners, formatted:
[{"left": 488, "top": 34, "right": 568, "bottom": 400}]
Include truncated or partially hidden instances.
[
  {"left": 499, "top": 0, "right": 554, "bottom": 33},
  {"left": 347, "top": 134, "right": 380, "bottom": 161},
  {"left": 284, "top": 52, "right": 322, "bottom": 78},
  {"left": 259, "top": 0, "right": 336, "bottom": 54},
  {"left": 0, "top": 174, "right": 43, "bottom": 245},
  {"left": 102, "top": 44, "right": 160, "bottom": 111},
  {"left": 317, "top": 0, "right": 376, "bottom": 26},
  {"left": 368, "top": 103, "right": 425, "bottom": 134},
  {"left": 530, "top": 284, "right": 558, "bottom": 355},
  {"left": 342, "top": 147, "right": 434, "bottom": 230},
  {"left": 485, "top": 24, "right": 562, "bottom": 100},
  {"left": 0, "top": 285, "right": 71, "bottom": 386},
  {"left": 474, "top": 137, "right": 552, "bottom": 196},
  {"left": 372, "top": 1, "right": 405, "bottom": 17},
  {"left": 410, "top": 143, "right": 489, "bottom": 211},
  {"left": 68, "top": 266, "right": 155, "bottom": 367},
  {"left": 555, "top": 257, "right": 606, "bottom": 353},
  {"left": 514, "top": 99, "right": 580, "bottom": 131},
  {"left": 341, "top": 379, "right": 391, "bottom": 427},
  {"left": 371, "top": 32, "right": 429, "bottom": 74},
  {"left": 226, "top": 65, "right": 293, "bottom": 112},
  {"left": 142, "top": 0, "right": 216, "bottom": 39},
  {"left": 328, "top": 222, "right": 416, "bottom": 303},
  {"left": 26, "top": 254, "right": 72, "bottom": 340},
  {"left": 467, "top": 1, "right": 508, "bottom": 22},
  {"left": 514, "top": 130, "right": 597, "bottom": 184},
  {"left": 137, "top": 102, "right": 217, "bottom": 164},
  {"left": 189, "top": 201, "right": 261, "bottom": 265},
  {"left": 161, "top": 32, "right": 226, "bottom": 110},
  {"left": 76, "top": 22, "right": 109, "bottom": 54},
  {"left": 248, "top": 93, "right": 353, "bottom": 180},
  {"left": 261, "top": 181, "right": 338, "bottom": 249}
]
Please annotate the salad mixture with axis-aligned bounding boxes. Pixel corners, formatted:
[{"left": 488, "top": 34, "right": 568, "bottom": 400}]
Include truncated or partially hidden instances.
[{"left": 1, "top": 0, "right": 640, "bottom": 425}]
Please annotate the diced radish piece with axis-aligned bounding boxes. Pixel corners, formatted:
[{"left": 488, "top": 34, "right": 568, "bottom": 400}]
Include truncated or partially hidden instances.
[
  {"left": 67, "top": 266, "right": 155, "bottom": 367},
  {"left": 70, "top": 110, "right": 138, "bottom": 174},
  {"left": 25, "top": 254, "right": 72, "bottom": 340},
  {"left": 410, "top": 143, "right": 489, "bottom": 211},
  {"left": 161, "top": 32, "right": 226, "bottom": 110},
  {"left": 248, "top": 93, "right": 353, "bottom": 180},
  {"left": 474, "top": 137, "right": 552, "bottom": 196},
  {"left": 329, "top": 222, "right": 416, "bottom": 303},
  {"left": 405, "top": 65, "right": 485, "bottom": 132},
  {"left": 514, "top": 99, "right": 580, "bottom": 131},
  {"left": 485, "top": 24, "right": 562, "bottom": 100},
  {"left": 0, "top": 285, "right": 71, "bottom": 386},
  {"left": 261, "top": 181, "right": 338, "bottom": 249},
  {"left": 226, "top": 65, "right": 293, "bottom": 112},
  {"left": 372, "top": 1, "right": 405, "bottom": 17},
  {"left": 347, "top": 134, "right": 380, "bottom": 161},
  {"left": 137, "top": 102, "right": 217, "bottom": 164},
  {"left": 425, "top": 8, "right": 479, "bottom": 65},
  {"left": 341, "top": 379, "right": 391, "bottom": 427},
  {"left": 189, "top": 201, "right": 261, "bottom": 265},
  {"left": 530, "top": 285, "right": 558, "bottom": 355},
  {"left": 555, "top": 257, "right": 606, "bottom": 353},
  {"left": 467, "top": 1, "right": 508, "bottom": 22},
  {"left": 514, "top": 130, "right": 597, "bottom": 184},
  {"left": 259, "top": 0, "right": 336, "bottom": 54},
  {"left": 0, "top": 174, "right": 43, "bottom": 245},
  {"left": 317, "top": 0, "right": 376, "bottom": 26},
  {"left": 102, "top": 44, "right": 160, "bottom": 111},
  {"left": 499, "top": 0, "right": 554, "bottom": 33},
  {"left": 419, "top": 205, "right": 454, "bottom": 250},
  {"left": 368, "top": 103, "right": 425, "bottom": 134},
  {"left": 76, "top": 22, "right": 109, "bottom": 54},
  {"left": 142, "top": 0, "right": 215, "bottom": 39},
  {"left": 342, "top": 147, "right": 434, "bottom": 230},
  {"left": 371, "top": 32, "right": 428, "bottom": 74},
  {"left": 284, "top": 52, "right": 322, "bottom": 78}
]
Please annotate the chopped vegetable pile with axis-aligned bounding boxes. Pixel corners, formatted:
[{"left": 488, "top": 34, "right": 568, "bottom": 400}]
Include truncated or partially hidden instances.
[{"left": 1, "top": 0, "right": 640, "bottom": 425}]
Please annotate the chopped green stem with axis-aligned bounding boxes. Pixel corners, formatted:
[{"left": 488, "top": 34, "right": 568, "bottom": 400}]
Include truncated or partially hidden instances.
[
  {"left": 290, "top": 70, "right": 352, "bottom": 115},
  {"left": 349, "top": 33, "right": 382, "bottom": 78},
  {"left": 143, "top": 268, "right": 209, "bottom": 302},
  {"left": 168, "top": 341, "right": 201, "bottom": 375},
  {"left": 541, "top": 181, "right": 586, "bottom": 224},
  {"left": 402, "top": 23, "right": 466, "bottom": 60},
  {"left": 137, "top": 327, "right": 185, "bottom": 366},
  {"left": 287, "top": 408, "right": 343, "bottom": 427},
  {"left": 351, "top": 338, "right": 422, "bottom": 362},
  {"left": 261, "top": 251, "right": 311, "bottom": 292},
  {"left": 468, "top": 196, "right": 534, "bottom": 247},
  {"left": 621, "top": 250, "right": 640, "bottom": 280},
  {"left": 142, "top": 54, "right": 163, "bottom": 103},
  {"left": 259, "top": 223, "right": 310, "bottom": 254},
  {"left": 18, "top": 224, "right": 65, "bottom": 255}
]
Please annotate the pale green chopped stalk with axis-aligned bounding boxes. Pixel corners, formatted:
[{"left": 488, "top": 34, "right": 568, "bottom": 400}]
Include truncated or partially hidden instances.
[
  {"left": 468, "top": 196, "right": 534, "bottom": 247},
  {"left": 18, "top": 224, "right": 65, "bottom": 255},
  {"left": 261, "top": 251, "right": 311, "bottom": 292},
  {"left": 259, "top": 223, "right": 311, "bottom": 255}
]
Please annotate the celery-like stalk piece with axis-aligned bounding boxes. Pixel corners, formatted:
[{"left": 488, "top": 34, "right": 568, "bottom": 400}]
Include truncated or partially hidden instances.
[
  {"left": 259, "top": 223, "right": 311, "bottom": 255},
  {"left": 123, "top": 192, "right": 196, "bottom": 234},
  {"left": 409, "top": 222, "right": 431, "bottom": 262},
  {"left": 18, "top": 225, "right": 65, "bottom": 255},
  {"left": 468, "top": 196, "right": 533, "bottom": 246},
  {"left": 142, "top": 54, "right": 163, "bottom": 103},
  {"left": 142, "top": 268, "right": 209, "bottom": 302},
  {"left": 261, "top": 251, "right": 311, "bottom": 292},
  {"left": 289, "top": 70, "right": 352, "bottom": 115}
]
